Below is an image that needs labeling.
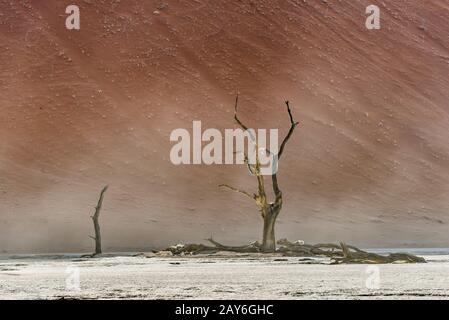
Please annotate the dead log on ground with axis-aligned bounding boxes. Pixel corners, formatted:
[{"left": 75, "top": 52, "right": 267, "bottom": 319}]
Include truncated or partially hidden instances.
[
  {"left": 329, "top": 242, "right": 426, "bottom": 264},
  {"left": 158, "top": 238, "right": 426, "bottom": 264}
]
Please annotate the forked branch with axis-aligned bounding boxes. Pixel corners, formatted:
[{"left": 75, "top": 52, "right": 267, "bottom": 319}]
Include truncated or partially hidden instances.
[{"left": 278, "top": 100, "right": 299, "bottom": 160}]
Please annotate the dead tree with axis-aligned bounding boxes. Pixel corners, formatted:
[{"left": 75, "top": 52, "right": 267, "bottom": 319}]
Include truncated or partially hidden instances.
[
  {"left": 89, "top": 185, "right": 108, "bottom": 255},
  {"left": 220, "top": 96, "right": 299, "bottom": 252}
]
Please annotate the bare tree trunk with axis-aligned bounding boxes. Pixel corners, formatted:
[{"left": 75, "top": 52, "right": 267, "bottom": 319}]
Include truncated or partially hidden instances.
[
  {"left": 90, "top": 185, "right": 108, "bottom": 255},
  {"left": 262, "top": 205, "right": 281, "bottom": 251},
  {"left": 262, "top": 212, "right": 276, "bottom": 251}
]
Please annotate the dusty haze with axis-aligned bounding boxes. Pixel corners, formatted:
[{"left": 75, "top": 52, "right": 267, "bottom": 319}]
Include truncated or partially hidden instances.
[{"left": 0, "top": 0, "right": 448, "bottom": 252}]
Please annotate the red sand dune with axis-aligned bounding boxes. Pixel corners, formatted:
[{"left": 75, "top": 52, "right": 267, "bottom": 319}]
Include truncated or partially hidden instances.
[{"left": 0, "top": 0, "right": 448, "bottom": 252}]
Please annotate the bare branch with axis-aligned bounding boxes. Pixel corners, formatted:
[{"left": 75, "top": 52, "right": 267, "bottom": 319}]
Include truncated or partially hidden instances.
[
  {"left": 233, "top": 95, "right": 248, "bottom": 131},
  {"left": 243, "top": 154, "right": 256, "bottom": 175},
  {"left": 233, "top": 151, "right": 256, "bottom": 175},
  {"left": 219, "top": 184, "right": 254, "bottom": 200},
  {"left": 271, "top": 174, "right": 282, "bottom": 199},
  {"left": 285, "top": 100, "right": 296, "bottom": 125},
  {"left": 278, "top": 100, "right": 299, "bottom": 160},
  {"left": 233, "top": 95, "right": 256, "bottom": 142},
  {"left": 93, "top": 185, "right": 109, "bottom": 219}
]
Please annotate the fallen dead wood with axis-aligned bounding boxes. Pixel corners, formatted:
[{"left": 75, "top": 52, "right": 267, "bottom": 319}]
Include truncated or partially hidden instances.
[
  {"left": 158, "top": 237, "right": 426, "bottom": 264},
  {"left": 329, "top": 242, "right": 426, "bottom": 264},
  {"left": 163, "top": 238, "right": 261, "bottom": 255}
]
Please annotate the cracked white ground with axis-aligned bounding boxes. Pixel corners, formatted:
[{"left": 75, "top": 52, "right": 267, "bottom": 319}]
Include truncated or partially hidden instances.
[{"left": 1, "top": 250, "right": 449, "bottom": 299}]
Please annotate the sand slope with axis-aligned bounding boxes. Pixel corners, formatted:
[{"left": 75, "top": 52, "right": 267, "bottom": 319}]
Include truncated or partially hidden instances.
[{"left": 0, "top": 0, "right": 448, "bottom": 251}]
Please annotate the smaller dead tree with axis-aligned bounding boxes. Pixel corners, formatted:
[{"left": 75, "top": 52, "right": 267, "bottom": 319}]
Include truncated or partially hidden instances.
[{"left": 89, "top": 185, "right": 108, "bottom": 255}]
